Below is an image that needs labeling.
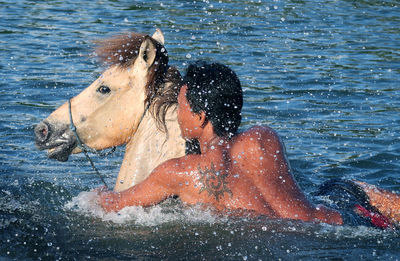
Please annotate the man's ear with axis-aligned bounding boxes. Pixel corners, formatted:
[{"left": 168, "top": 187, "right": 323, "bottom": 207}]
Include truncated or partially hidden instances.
[
  {"left": 138, "top": 36, "right": 157, "bottom": 68},
  {"left": 198, "top": 111, "right": 208, "bottom": 128}
]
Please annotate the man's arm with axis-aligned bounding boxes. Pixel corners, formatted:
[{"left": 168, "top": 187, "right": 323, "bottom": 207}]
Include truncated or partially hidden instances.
[
  {"left": 238, "top": 126, "right": 342, "bottom": 224},
  {"left": 263, "top": 130, "right": 342, "bottom": 224},
  {"left": 99, "top": 158, "right": 182, "bottom": 212}
]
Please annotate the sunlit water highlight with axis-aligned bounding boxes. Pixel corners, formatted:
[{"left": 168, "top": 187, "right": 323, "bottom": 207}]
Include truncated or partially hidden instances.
[{"left": 1, "top": 0, "right": 399, "bottom": 259}]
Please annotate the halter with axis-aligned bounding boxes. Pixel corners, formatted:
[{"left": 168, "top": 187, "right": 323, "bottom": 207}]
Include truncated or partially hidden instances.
[{"left": 68, "top": 99, "right": 150, "bottom": 189}]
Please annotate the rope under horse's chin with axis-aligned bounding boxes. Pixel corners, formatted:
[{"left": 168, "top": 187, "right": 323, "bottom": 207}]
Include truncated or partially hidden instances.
[
  {"left": 67, "top": 99, "right": 150, "bottom": 190},
  {"left": 68, "top": 99, "right": 115, "bottom": 189}
]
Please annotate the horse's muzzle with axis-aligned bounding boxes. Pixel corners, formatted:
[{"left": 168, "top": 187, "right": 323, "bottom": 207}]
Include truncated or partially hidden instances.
[
  {"left": 34, "top": 121, "right": 77, "bottom": 162},
  {"left": 35, "top": 121, "right": 51, "bottom": 143}
]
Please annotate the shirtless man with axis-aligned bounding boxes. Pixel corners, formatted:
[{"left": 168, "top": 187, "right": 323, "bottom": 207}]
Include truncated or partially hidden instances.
[{"left": 99, "top": 61, "right": 343, "bottom": 225}]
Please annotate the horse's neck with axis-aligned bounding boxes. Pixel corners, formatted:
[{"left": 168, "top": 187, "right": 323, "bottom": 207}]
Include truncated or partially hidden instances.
[{"left": 114, "top": 105, "right": 185, "bottom": 192}]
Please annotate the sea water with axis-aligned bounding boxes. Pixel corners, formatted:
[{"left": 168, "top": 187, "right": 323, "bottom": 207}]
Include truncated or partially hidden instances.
[{"left": 1, "top": 0, "right": 399, "bottom": 259}]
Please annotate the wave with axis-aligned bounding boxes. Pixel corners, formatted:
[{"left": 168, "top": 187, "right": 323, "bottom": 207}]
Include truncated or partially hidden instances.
[{"left": 64, "top": 191, "right": 228, "bottom": 226}]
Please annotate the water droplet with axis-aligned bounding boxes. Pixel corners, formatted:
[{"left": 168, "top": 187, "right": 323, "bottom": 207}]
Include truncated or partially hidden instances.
[{"left": 262, "top": 226, "right": 267, "bottom": 231}]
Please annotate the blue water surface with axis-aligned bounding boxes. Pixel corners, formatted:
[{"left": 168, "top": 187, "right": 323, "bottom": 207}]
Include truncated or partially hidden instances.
[{"left": 1, "top": 0, "right": 399, "bottom": 259}]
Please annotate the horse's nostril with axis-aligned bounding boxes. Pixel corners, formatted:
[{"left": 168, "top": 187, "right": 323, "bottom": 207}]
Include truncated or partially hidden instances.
[
  {"left": 35, "top": 121, "right": 51, "bottom": 143},
  {"left": 41, "top": 127, "right": 47, "bottom": 136}
]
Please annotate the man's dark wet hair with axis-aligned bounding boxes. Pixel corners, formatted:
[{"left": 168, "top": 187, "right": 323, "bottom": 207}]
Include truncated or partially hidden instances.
[{"left": 183, "top": 61, "right": 243, "bottom": 138}]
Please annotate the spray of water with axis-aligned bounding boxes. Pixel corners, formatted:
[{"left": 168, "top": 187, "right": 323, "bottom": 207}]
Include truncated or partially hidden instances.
[{"left": 64, "top": 191, "right": 228, "bottom": 226}]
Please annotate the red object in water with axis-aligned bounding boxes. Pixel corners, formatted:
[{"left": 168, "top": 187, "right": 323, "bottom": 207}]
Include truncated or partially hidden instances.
[{"left": 354, "top": 204, "right": 393, "bottom": 229}]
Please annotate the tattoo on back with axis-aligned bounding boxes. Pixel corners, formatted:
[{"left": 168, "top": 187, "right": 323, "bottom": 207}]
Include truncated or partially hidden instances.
[{"left": 198, "top": 162, "right": 233, "bottom": 202}]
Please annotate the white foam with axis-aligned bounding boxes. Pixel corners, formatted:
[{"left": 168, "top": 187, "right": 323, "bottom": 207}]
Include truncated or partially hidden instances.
[{"left": 64, "top": 191, "right": 227, "bottom": 226}]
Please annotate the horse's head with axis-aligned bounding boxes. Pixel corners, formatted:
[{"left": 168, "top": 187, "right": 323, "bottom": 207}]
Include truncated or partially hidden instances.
[{"left": 35, "top": 29, "right": 181, "bottom": 162}]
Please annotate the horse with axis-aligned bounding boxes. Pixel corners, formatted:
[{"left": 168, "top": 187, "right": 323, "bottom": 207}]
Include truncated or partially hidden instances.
[{"left": 34, "top": 29, "right": 194, "bottom": 192}]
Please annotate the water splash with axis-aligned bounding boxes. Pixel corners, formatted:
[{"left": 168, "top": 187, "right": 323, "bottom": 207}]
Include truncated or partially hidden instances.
[{"left": 64, "top": 191, "right": 228, "bottom": 226}]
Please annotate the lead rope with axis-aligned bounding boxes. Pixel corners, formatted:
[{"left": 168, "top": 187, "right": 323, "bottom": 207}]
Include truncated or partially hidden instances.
[
  {"left": 68, "top": 99, "right": 150, "bottom": 189},
  {"left": 68, "top": 99, "right": 113, "bottom": 188}
]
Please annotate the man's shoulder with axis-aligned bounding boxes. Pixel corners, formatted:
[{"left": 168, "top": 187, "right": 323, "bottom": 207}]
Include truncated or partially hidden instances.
[
  {"left": 149, "top": 154, "right": 202, "bottom": 189},
  {"left": 230, "top": 125, "right": 282, "bottom": 155},
  {"left": 161, "top": 154, "right": 203, "bottom": 174},
  {"left": 235, "top": 125, "right": 280, "bottom": 143}
]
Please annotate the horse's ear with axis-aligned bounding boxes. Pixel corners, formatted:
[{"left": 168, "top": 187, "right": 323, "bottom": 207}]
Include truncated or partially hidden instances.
[
  {"left": 152, "top": 28, "right": 164, "bottom": 45},
  {"left": 138, "top": 36, "right": 157, "bottom": 67}
]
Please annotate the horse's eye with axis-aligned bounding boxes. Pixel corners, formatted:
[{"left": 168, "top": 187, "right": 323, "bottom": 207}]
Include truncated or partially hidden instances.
[{"left": 97, "top": 85, "right": 111, "bottom": 94}]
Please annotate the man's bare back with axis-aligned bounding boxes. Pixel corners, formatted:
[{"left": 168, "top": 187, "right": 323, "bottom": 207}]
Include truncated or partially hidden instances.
[
  {"left": 98, "top": 61, "right": 400, "bottom": 228},
  {"left": 99, "top": 70, "right": 343, "bottom": 225}
]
